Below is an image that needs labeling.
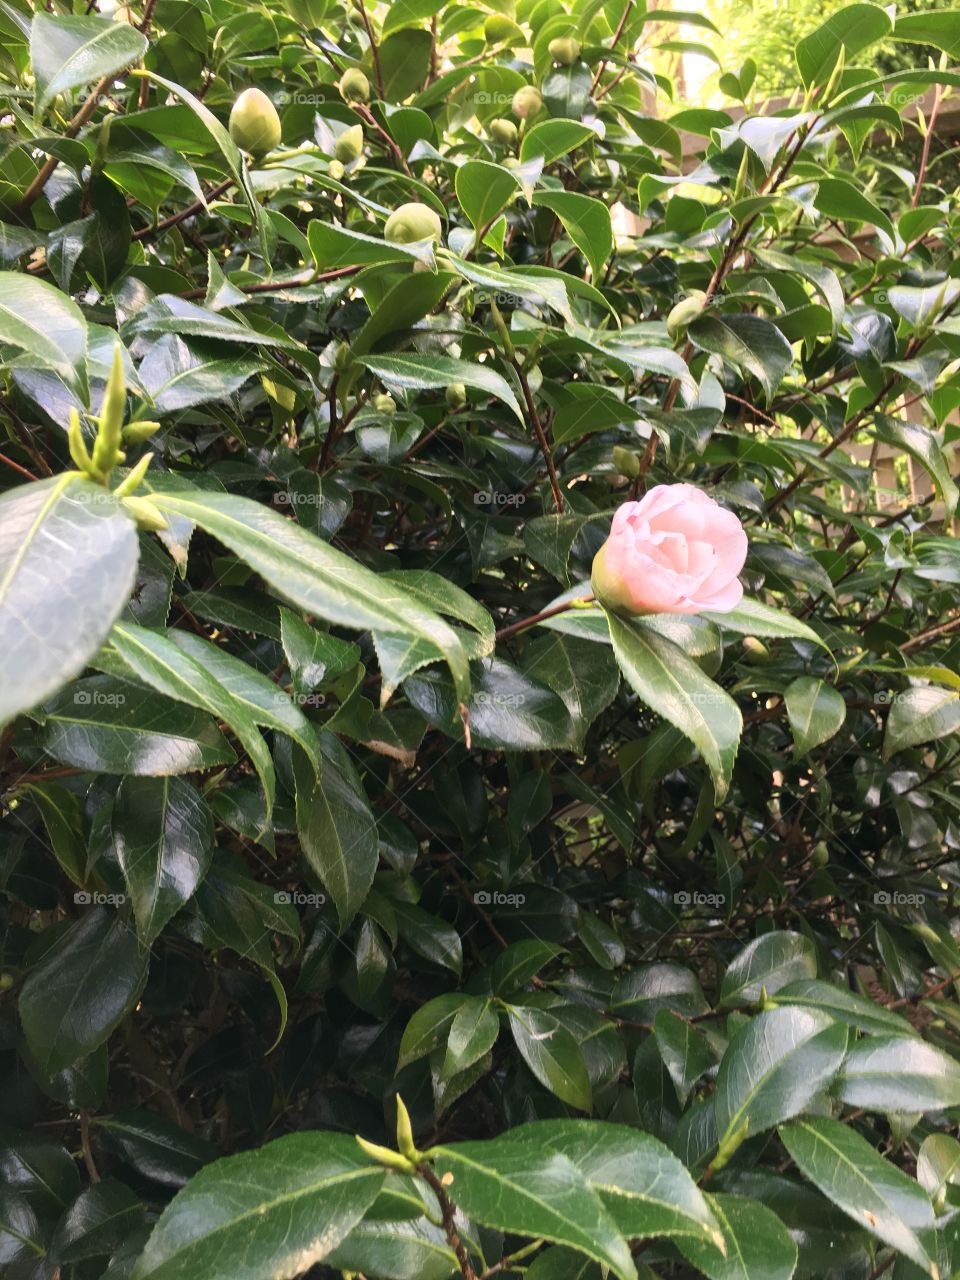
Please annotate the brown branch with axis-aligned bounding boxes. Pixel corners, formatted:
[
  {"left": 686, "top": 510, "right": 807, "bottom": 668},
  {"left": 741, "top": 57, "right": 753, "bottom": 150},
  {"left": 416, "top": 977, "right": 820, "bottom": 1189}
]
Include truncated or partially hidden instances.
[
  {"left": 591, "top": 0, "right": 634, "bottom": 95},
  {"left": 355, "top": 0, "right": 384, "bottom": 100},
  {"left": 495, "top": 596, "right": 589, "bottom": 642},
  {"left": 911, "top": 84, "right": 942, "bottom": 209},
  {"left": 0, "top": 451, "right": 39, "bottom": 482},
  {"left": 352, "top": 102, "right": 412, "bottom": 175},
  {"left": 418, "top": 1165, "right": 476, "bottom": 1279},
  {"left": 177, "top": 265, "right": 358, "bottom": 301},
  {"left": 511, "top": 356, "right": 564, "bottom": 512},
  {"left": 14, "top": 71, "right": 124, "bottom": 217},
  {"left": 79, "top": 1112, "right": 100, "bottom": 1183},
  {"left": 131, "top": 176, "right": 234, "bottom": 241}
]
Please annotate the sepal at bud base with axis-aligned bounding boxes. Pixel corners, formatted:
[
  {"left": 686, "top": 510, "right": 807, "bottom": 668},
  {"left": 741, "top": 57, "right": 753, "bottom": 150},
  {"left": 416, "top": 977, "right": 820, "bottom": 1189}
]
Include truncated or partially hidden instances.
[{"left": 354, "top": 1135, "right": 418, "bottom": 1174}]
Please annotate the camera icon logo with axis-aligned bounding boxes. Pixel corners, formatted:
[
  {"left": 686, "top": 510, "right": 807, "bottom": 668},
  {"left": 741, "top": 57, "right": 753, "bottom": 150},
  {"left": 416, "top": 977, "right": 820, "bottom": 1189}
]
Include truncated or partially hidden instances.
[
  {"left": 674, "top": 891, "right": 691, "bottom": 907},
  {"left": 273, "top": 891, "right": 292, "bottom": 905},
  {"left": 874, "top": 890, "right": 891, "bottom": 905},
  {"left": 474, "top": 890, "right": 491, "bottom": 905},
  {"left": 74, "top": 890, "right": 91, "bottom": 904},
  {"left": 74, "top": 690, "right": 91, "bottom": 705}
]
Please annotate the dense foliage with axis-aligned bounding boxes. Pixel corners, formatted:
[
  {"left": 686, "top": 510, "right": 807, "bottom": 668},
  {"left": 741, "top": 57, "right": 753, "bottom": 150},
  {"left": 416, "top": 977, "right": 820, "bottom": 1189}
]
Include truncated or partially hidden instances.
[{"left": 2, "top": 2, "right": 960, "bottom": 1278}]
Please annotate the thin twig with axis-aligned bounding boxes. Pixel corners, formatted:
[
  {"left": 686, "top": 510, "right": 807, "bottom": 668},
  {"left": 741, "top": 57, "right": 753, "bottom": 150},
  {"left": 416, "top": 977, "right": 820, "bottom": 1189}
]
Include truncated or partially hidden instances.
[
  {"left": 15, "top": 71, "right": 124, "bottom": 216},
  {"left": 132, "top": 177, "right": 234, "bottom": 241},
  {"left": 79, "top": 1112, "right": 100, "bottom": 1183},
  {"left": 355, "top": 0, "right": 384, "bottom": 99},
  {"left": 512, "top": 355, "right": 564, "bottom": 512},
  {"left": 911, "top": 84, "right": 942, "bottom": 209},
  {"left": 418, "top": 1165, "right": 476, "bottom": 1279}
]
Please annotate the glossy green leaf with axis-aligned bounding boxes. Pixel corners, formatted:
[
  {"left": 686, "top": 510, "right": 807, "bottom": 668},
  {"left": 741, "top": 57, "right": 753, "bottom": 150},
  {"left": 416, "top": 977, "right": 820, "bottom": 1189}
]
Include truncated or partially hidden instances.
[
  {"left": 40, "top": 676, "right": 236, "bottom": 775},
  {"left": 429, "top": 1135, "right": 637, "bottom": 1280},
  {"left": 715, "top": 1007, "right": 848, "bottom": 1149},
  {"left": 720, "top": 932, "right": 817, "bottom": 1007},
  {"left": 780, "top": 1116, "right": 938, "bottom": 1277},
  {"left": 31, "top": 12, "right": 148, "bottom": 117},
  {"left": 0, "top": 475, "right": 138, "bottom": 727},
  {"left": 293, "top": 742, "right": 379, "bottom": 932},
  {"left": 361, "top": 352, "right": 522, "bottom": 423},
  {"left": 532, "top": 191, "right": 612, "bottom": 281},
  {"left": 19, "top": 907, "right": 149, "bottom": 1074},
  {"left": 884, "top": 686, "right": 960, "bottom": 759},
  {"left": 455, "top": 160, "right": 520, "bottom": 236},
  {"left": 132, "top": 1132, "right": 385, "bottom": 1280},
  {"left": 687, "top": 313, "right": 793, "bottom": 404},
  {"left": 499, "top": 1119, "right": 723, "bottom": 1250},
  {"left": 677, "top": 1192, "right": 798, "bottom": 1280},
  {"left": 784, "top": 677, "right": 846, "bottom": 756},
  {"left": 113, "top": 776, "right": 214, "bottom": 946},
  {"left": 508, "top": 1006, "right": 592, "bottom": 1111},
  {"left": 0, "top": 273, "right": 88, "bottom": 392},
  {"left": 834, "top": 1035, "right": 960, "bottom": 1113},
  {"left": 608, "top": 611, "right": 742, "bottom": 798},
  {"left": 147, "top": 488, "right": 469, "bottom": 705}
]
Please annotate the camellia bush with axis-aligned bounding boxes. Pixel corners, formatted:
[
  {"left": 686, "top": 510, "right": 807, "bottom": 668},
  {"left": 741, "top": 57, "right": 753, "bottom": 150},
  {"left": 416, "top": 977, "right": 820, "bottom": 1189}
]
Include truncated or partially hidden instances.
[{"left": 4, "top": 0, "right": 960, "bottom": 1277}]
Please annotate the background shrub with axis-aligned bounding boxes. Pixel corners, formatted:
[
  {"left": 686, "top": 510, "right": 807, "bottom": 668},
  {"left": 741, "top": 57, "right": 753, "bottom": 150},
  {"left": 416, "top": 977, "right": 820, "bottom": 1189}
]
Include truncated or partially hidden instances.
[{"left": 1, "top": 2, "right": 960, "bottom": 1278}]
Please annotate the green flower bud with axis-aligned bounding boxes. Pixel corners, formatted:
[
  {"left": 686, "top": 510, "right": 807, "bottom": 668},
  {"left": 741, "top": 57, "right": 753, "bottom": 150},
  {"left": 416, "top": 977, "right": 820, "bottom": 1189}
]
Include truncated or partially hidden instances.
[
  {"left": 113, "top": 452, "right": 155, "bottom": 498},
  {"left": 741, "top": 636, "right": 771, "bottom": 665},
  {"left": 121, "top": 495, "right": 169, "bottom": 532},
  {"left": 339, "top": 67, "right": 370, "bottom": 104},
  {"left": 372, "top": 393, "right": 397, "bottom": 413},
  {"left": 229, "top": 88, "right": 282, "bottom": 157},
  {"left": 612, "top": 446, "right": 641, "bottom": 479},
  {"left": 67, "top": 407, "right": 98, "bottom": 479},
  {"left": 355, "top": 1135, "right": 417, "bottom": 1174},
  {"left": 328, "top": 159, "right": 345, "bottom": 181},
  {"left": 548, "top": 36, "right": 580, "bottom": 65},
  {"left": 335, "top": 124, "right": 364, "bottom": 163},
  {"left": 383, "top": 201, "right": 442, "bottom": 245},
  {"left": 395, "top": 1095, "right": 420, "bottom": 1163},
  {"left": 90, "top": 345, "right": 127, "bottom": 479},
  {"left": 666, "top": 290, "right": 707, "bottom": 339},
  {"left": 484, "top": 13, "right": 522, "bottom": 44},
  {"left": 490, "top": 117, "right": 518, "bottom": 146},
  {"left": 122, "top": 419, "right": 161, "bottom": 444},
  {"left": 810, "top": 841, "right": 830, "bottom": 869},
  {"left": 849, "top": 539, "right": 867, "bottom": 559},
  {"left": 512, "top": 85, "right": 543, "bottom": 119},
  {"left": 445, "top": 383, "right": 467, "bottom": 409}
]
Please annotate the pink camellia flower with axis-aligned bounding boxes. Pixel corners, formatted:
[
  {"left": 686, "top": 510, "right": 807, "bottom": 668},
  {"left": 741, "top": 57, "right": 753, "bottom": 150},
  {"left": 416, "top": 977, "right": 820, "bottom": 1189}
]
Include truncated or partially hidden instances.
[{"left": 591, "top": 484, "right": 748, "bottom": 616}]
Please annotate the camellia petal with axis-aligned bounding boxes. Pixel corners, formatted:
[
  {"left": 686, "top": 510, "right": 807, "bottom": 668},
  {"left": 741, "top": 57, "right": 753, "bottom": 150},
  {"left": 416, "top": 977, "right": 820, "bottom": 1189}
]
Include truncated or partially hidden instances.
[{"left": 592, "top": 485, "right": 748, "bottom": 617}]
